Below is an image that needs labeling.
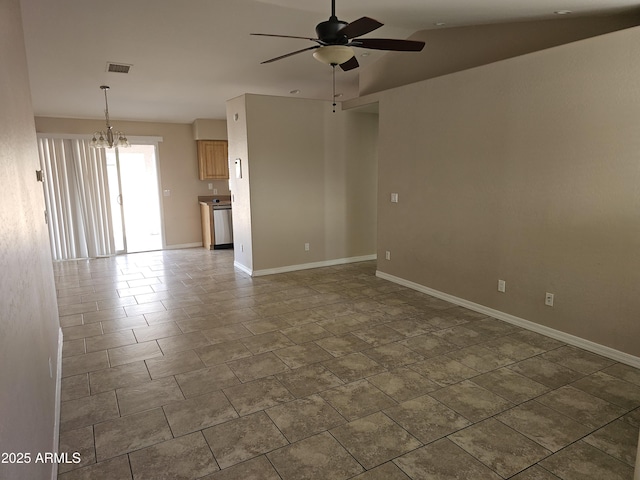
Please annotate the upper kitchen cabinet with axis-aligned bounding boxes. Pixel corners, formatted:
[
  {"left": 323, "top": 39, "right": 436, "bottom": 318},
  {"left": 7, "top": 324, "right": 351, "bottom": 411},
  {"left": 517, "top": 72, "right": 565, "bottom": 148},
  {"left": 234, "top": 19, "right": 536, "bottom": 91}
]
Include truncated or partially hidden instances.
[{"left": 197, "top": 140, "right": 229, "bottom": 180}]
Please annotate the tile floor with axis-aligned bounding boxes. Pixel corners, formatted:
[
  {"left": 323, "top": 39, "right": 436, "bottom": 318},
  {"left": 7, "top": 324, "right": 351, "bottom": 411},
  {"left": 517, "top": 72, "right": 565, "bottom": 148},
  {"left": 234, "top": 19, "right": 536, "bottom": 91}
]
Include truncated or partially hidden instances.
[{"left": 55, "top": 248, "right": 640, "bottom": 479}]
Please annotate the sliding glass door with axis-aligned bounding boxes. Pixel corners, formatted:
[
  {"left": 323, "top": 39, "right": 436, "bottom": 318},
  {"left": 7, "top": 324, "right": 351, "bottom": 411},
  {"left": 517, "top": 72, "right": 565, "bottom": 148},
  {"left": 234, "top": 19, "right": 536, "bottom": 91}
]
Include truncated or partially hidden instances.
[{"left": 105, "top": 144, "right": 163, "bottom": 253}]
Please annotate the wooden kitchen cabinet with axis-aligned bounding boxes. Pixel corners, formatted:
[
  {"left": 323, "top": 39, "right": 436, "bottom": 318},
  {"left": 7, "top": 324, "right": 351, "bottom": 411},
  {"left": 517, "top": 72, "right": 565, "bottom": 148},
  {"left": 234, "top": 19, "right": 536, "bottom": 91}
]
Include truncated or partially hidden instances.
[{"left": 197, "top": 140, "right": 229, "bottom": 180}]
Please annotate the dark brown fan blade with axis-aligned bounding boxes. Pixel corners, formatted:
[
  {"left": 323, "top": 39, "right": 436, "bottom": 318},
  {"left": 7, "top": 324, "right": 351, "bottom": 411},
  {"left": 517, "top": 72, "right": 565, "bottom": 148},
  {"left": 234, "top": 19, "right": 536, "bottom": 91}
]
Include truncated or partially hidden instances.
[
  {"left": 339, "top": 17, "right": 383, "bottom": 39},
  {"left": 260, "top": 45, "right": 320, "bottom": 64},
  {"left": 339, "top": 56, "right": 359, "bottom": 71},
  {"left": 353, "top": 38, "right": 425, "bottom": 51},
  {"left": 251, "top": 33, "right": 319, "bottom": 42}
]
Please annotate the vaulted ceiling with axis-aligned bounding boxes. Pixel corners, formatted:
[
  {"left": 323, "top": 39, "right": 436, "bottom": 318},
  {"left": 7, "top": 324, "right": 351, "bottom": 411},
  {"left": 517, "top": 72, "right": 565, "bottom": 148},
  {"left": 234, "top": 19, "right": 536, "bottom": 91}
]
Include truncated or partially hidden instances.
[{"left": 19, "top": 0, "right": 640, "bottom": 122}]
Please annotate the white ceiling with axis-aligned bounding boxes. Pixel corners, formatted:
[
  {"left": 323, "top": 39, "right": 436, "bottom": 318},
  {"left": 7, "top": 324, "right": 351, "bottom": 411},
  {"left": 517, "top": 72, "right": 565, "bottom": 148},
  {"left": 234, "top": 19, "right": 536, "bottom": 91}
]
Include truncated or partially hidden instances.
[{"left": 19, "top": 0, "right": 639, "bottom": 123}]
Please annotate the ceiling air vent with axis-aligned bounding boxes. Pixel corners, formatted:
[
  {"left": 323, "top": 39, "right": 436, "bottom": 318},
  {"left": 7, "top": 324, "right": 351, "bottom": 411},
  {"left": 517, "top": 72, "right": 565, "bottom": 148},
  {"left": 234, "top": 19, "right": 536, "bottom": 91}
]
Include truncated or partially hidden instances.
[{"left": 106, "top": 62, "right": 132, "bottom": 74}]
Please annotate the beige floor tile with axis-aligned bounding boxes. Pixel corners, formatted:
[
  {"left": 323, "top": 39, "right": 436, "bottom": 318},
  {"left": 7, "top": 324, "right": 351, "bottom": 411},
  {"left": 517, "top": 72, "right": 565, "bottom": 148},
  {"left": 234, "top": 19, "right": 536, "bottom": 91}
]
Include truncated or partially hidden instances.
[
  {"left": 322, "top": 352, "right": 386, "bottom": 382},
  {"left": 314, "top": 333, "right": 370, "bottom": 357},
  {"left": 445, "top": 344, "right": 513, "bottom": 373},
  {"left": 410, "top": 355, "right": 479, "bottom": 387},
  {"left": 394, "top": 439, "right": 502, "bottom": 480},
  {"left": 583, "top": 419, "right": 639, "bottom": 466},
  {"left": 497, "top": 400, "right": 591, "bottom": 452},
  {"left": 472, "top": 368, "right": 550, "bottom": 403},
  {"left": 61, "top": 374, "right": 90, "bottom": 402},
  {"left": 94, "top": 408, "right": 172, "bottom": 462},
  {"left": 384, "top": 394, "right": 471, "bottom": 443},
  {"left": 223, "top": 376, "right": 295, "bottom": 416},
  {"left": 319, "top": 379, "right": 396, "bottom": 421},
  {"left": 195, "top": 340, "right": 252, "bottom": 367},
  {"left": 508, "top": 356, "right": 584, "bottom": 389},
  {"left": 57, "top": 426, "right": 95, "bottom": 474},
  {"left": 116, "top": 376, "right": 184, "bottom": 416},
  {"left": 101, "top": 315, "right": 148, "bottom": 333},
  {"left": 363, "top": 342, "right": 424, "bottom": 369},
  {"left": 85, "top": 330, "right": 137, "bottom": 353},
  {"left": 571, "top": 371, "right": 640, "bottom": 409},
  {"left": 540, "top": 441, "right": 633, "bottom": 480},
  {"left": 82, "top": 308, "right": 127, "bottom": 325},
  {"left": 241, "top": 331, "right": 295, "bottom": 354},
  {"left": 108, "top": 340, "right": 162, "bottom": 367},
  {"left": 89, "top": 361, "right": 151, "bottom": 394},
  {"left": 62, "top": 350, "right": 109, "bottom": 378},
  {"left": 60, "top": 391, "right": 119, "bottom": 433},
  {"left": 62, "top": 338, "right": 86, "bottom": 358},
  {"left": 540, "top": 345, "right": 616, "bottom": 374},
  {"left": 536, "top": 385, "right": 627, "bottom": 429},
  {"left": 449, "top": 418, "right": 551, "bottom": 477},
  {"left": 352, "top": 325, "right": 405, "bottom": 347},
  {"left": 145, "top": 349, "right": 205, "bottom": 379},
  {"left": 267, "top": 432, "right": 363, "bottom": 480},
  {"left": 129, "top": 432, "right": 219, "bottom": 480},
  {"left": 227, "top": 351, "right": 289, "bottom": 382},
  {"left": 510, "top": 465, "right": 562, "bottom": 479},
  {"left": 163, "top": 391, "right": 238, "bottom": 437},
  {"left": 132, "top": 322, "right": 182, "bottom": 342},
  {"left": 55, "top": 252, "right": 634, "bottom": 480},
  {"left": 57, "top": 455, "right": 132, "bottom": 480},
  {"left": 350, "top": 462, "right": 411, "bottom": 480},
  {"left": 431, "top": 325, "right": 489, "bottom": 347},
  {"left": 203, "top": 411, "right": 288, "bottom": 469},
  {"left": 266, "top": 394, "right": 345, "bottom": 442},
  {"left": 274, "top": 342, "right": 334, "bottom": 369},
  {"left": 399, "top": 333, "right": 459, "bottom": 358},
  {"left": 200, "top": 455, "right": 280, "bottom": 480},
  {"left": 157, "top": 331, "right": 212, "bottom": 354},
  {"left": 368, "top": 367, "right": 439, "bottom": 402},
  {"left": 602, "top": 363, "right": 640, "bottom": 386},
  {"left": 275, "top": 364, "right": 343, "bottom": 397},
  {"left": 429, "top": 380, "right": 513, "bottom": 422},
  {"left": 280, "top": 323, "right": 332, "bottom": 344},
  {"left": 330, "top": 412, "right": 421, "bottom": 469},
  {"left": 62, "top": 323, "right": 103, "bottom": 341},
  {"left": 175, "top": 364, "right": 240, "bottom": 397}
]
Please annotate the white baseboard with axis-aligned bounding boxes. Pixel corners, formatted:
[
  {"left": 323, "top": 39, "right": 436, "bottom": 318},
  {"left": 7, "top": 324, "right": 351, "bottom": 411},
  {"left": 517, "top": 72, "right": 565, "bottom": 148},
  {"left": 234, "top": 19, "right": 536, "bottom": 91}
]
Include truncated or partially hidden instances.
[
  {"left": 52, "top": 327, "right": 63, "bottom": 480},
  {"left": 376, "top": 270, "right": 640, "bottom": 369},
  {"left": 242, "top": 254, "right": 377, "bottom": 277},
  {"left": 233, "top": 261, "right": 253, "bottom": 277},
  {"left": 163, "top": 242, "right": 203, "bottom": 250}
]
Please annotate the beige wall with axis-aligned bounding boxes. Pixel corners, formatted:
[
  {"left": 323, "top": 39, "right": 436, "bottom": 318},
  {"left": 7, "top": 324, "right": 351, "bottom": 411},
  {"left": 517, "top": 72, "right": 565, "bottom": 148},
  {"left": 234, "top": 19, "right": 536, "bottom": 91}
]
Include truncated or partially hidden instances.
[
  {"left": 375, "top": 26, "right": 640, "bottom": 356},
  {"left": 34, "top": 117, "right": 229, "bottom": 248},
  {"left": 192, "top": 118, "right": 227, "bottom": 140},
  {"left": 0, "top": 0, "right": 61, "bottom": 478},
  {"left": 226, "top": 96, "right": 253, "bottom": 271},
  {"left": 361, "top": 13, "right": 640, "bottom": 97},
  {"left": 227, "top": 94, "right": 377, "bottom": 273}
]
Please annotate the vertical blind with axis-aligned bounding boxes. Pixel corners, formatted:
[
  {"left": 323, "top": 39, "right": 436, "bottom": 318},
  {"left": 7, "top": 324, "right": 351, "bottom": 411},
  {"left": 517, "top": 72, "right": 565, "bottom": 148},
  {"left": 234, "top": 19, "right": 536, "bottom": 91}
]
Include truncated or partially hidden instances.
[{"left": 37, "top": 137, "right": 116, "bottom": 260}]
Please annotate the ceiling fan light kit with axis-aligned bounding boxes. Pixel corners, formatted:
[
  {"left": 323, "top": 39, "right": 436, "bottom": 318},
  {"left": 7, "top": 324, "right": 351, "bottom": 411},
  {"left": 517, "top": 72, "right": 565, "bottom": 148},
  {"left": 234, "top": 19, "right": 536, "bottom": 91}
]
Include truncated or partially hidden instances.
[{"left": 313, "top": 45, "right": 355, "bottom": 66}]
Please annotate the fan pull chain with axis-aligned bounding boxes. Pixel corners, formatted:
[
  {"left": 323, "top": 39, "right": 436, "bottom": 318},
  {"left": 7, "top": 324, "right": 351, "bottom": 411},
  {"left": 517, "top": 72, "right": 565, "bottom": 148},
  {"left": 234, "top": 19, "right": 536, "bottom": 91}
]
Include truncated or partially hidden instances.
[{"left": 332, "top": 64, "right": 336, "bottom": 113}]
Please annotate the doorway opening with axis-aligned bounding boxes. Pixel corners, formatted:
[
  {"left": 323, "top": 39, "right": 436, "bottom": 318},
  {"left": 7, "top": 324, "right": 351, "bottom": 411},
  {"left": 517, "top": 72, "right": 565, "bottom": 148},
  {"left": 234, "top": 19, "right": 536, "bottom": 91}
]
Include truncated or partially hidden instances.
[{"left": 106, "top": 144, "right": 163, "bottom": 253}]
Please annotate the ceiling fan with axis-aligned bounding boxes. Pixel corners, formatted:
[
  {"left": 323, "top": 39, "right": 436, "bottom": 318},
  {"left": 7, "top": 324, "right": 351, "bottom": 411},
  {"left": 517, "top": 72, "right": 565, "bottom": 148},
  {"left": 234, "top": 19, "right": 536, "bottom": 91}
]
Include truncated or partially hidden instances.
[{"left": 251, "top": 0, "right": 426, "bottom": 71}]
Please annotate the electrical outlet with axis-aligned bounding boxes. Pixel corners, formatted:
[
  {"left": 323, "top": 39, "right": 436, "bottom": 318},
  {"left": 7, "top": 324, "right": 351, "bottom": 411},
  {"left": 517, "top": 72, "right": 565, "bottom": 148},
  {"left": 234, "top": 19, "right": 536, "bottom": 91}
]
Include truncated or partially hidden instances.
[
  {"left": 545, "top": 292, "right": 554, "bottom": 307},
  {"left": 498, "top": 279, "right": 506, "bottom": 293},
  {"left": 208, "top": 183, "right": 213, "bottom": 190},
  {"left": 213, "top": 188, "right": 218, "bottom": 194},
  {"left": 390, "top": 193, "right": 399, "bottom": 203},
  {"left": 304, "top": 243, "right": 310, "bottom": 251},
  {"left": 385, "top": 251, "right": 391, "bottom": 260}
]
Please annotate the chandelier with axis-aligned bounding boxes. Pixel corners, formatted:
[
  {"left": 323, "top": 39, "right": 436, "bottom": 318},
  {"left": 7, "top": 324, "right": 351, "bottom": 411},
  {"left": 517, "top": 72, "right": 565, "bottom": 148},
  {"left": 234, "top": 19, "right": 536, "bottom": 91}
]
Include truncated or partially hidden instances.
[{"left": 90, "top": 85, "right": 130, "bottom": 149}]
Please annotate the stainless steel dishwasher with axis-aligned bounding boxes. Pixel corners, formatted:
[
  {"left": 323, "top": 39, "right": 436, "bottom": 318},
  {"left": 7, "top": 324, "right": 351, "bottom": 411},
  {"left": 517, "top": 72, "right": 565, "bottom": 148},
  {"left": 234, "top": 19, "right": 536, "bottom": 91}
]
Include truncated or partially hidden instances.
[{"left": 212, "top": 204, "right": 233, "bottom": 248}]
